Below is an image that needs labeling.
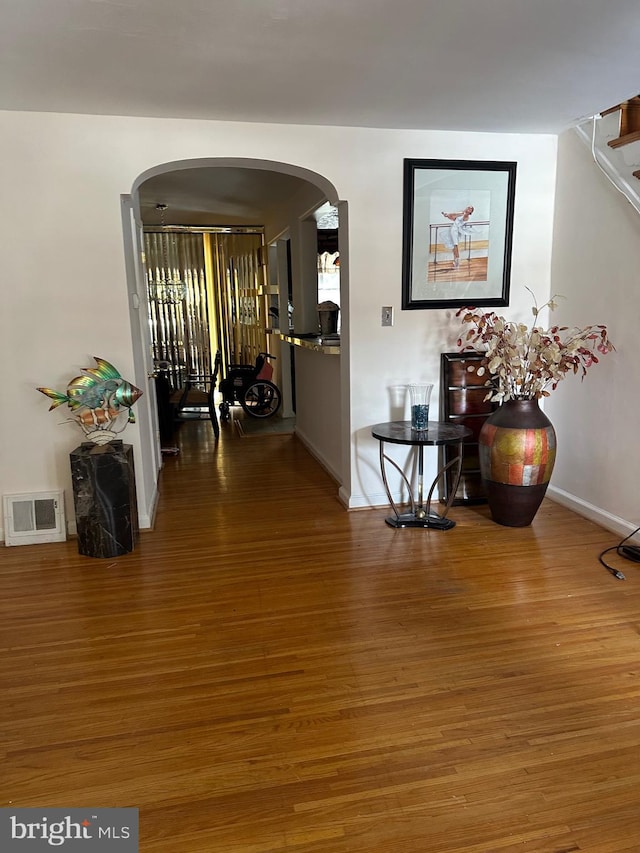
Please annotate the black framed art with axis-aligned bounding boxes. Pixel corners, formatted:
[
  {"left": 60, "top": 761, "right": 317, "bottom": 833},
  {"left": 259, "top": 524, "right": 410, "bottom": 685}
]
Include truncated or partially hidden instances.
[{"left": 401, "top": 158, "right": 516, "bottom": 310}]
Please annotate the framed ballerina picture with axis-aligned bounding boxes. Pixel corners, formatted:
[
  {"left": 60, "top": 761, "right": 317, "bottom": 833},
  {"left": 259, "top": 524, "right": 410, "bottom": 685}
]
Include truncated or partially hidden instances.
[{"left": 401, "top": 158, "right": 516, "bottom": 310}]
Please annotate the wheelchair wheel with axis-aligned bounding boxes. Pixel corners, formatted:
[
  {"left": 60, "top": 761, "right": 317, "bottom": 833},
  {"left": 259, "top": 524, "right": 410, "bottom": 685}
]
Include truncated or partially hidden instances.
[
  {"left": 219, "top": 400, "right": 231, "bottom": 421},
  {"left": 240, "top": 380, "right": 282, "bottom": 418}
]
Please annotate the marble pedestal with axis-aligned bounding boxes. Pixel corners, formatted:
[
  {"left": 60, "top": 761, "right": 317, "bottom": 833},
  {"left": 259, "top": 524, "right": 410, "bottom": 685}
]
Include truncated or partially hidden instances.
[{"left": 70, "top": 441, "right": 139, "bottom": 558}]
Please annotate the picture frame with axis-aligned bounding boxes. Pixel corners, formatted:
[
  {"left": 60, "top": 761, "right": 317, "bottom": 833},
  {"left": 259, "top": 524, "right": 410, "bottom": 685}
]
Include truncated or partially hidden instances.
[{"left": 401, "top": 158, "right": 516, "bottom": 310}]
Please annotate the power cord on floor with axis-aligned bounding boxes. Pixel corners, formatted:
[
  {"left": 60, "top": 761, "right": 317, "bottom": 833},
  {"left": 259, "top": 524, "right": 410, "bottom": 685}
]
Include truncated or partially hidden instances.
[{"left": 599, "top": 525, "right": 640, "bottom": 580}]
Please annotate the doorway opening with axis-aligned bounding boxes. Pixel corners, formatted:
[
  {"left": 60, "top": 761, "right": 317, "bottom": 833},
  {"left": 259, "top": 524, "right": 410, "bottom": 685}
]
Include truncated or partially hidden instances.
[{"left": 127, "top": 157, "right": 348, "bottom": 517}]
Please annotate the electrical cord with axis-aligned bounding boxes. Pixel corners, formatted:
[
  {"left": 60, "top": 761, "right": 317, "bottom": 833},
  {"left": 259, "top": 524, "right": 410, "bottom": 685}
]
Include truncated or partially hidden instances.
[{"left": 599, "top": 525, "right": 640, "bottom": 580}]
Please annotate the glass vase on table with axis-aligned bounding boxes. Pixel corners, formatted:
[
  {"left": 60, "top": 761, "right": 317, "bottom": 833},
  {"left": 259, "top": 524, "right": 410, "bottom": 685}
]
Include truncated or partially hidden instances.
[{"left": 408, "top": 383, "right": 433, "bottom": 431}]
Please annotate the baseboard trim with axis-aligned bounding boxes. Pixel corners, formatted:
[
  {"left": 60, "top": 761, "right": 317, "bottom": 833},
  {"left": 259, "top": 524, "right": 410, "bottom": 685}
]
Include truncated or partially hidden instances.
[
  {"left": 293, "top": 427, "right": 342, "bottom": 488},
  {"left": 141, "top": 481, "right": 160, "bottom": 531},
  {"left": 547, "top": 485, "right": 639, "bottom": 541},
  {"left": 344, "top": 491, "right": 391, "bottom": 510}
]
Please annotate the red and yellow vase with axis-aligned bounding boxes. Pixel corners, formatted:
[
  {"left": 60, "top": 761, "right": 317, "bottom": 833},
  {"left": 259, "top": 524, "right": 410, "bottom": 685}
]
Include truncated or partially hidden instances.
[{"left": 479, "top": 399, "right": 556, "bottom": 526}]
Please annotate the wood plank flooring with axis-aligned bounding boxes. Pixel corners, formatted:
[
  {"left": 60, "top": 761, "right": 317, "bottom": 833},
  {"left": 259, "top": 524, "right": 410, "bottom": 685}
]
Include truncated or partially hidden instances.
[{"left": 2, "top": 420, "right": 640, "bottom": 852}]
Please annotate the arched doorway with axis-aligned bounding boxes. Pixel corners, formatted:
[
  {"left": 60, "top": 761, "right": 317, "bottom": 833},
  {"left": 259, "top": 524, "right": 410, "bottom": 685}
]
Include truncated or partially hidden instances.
[{"left": 123, "top": 157, "right": 349, "bottom": 524}]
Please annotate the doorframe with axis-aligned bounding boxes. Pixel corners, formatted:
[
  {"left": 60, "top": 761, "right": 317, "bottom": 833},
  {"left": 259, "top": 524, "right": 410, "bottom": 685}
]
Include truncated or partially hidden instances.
[
  {"left": 120, "top": 194, "right": 162, "bottom": 529},
  {"left": 125, "top": 157, "right": 350, "bottom": 524}
]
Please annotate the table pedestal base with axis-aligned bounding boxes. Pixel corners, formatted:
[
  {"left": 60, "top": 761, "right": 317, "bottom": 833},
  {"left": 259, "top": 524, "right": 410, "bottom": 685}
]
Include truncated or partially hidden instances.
[{"left": 384, "top": 512, "right": 456, "bottom": 530}]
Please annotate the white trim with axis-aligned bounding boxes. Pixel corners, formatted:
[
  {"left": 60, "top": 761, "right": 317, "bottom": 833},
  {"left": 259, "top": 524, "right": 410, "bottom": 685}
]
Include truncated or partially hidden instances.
[
  {"left": 547, "top": 485, "right": 640, "bottom": 542},
  {"left": 140, "top": 481, "right": 160, "bottom": 530},
  {"left": 293, "top": 427, "right": 342, "bottom": 487},
  {"left": 344, "top": 490, "right": 390, "bottom": 510}
]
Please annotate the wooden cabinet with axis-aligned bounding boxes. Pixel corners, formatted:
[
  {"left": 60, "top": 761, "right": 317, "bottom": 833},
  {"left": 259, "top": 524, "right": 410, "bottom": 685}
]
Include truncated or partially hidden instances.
[{"left": 440, "top": 352, "right": 497, "bottom": 505}]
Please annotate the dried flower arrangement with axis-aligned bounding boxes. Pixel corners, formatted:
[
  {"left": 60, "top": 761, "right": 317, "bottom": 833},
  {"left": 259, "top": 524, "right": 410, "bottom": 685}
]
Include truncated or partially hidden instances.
[{"left": 456, "top": 288, "right": 615, "bottom": 403}]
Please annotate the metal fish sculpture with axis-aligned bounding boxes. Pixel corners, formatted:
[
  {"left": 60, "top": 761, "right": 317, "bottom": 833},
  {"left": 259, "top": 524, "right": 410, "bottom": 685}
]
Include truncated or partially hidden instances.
[{"left": 37, "top": 357, "right": 143, "bottom": 445}]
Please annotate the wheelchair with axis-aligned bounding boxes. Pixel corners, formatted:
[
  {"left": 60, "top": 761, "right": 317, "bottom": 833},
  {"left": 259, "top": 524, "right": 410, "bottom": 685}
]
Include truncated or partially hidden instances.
[{"left": 218, "top": 352, "right": 282, "bottom": 421}]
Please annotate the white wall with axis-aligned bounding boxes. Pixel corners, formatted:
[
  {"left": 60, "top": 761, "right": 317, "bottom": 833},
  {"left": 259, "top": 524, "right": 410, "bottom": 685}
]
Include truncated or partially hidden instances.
[
  {"left": 345, "top": 131, "right": 558, "bottom": 508},
  {"left": 293, "top": 349, "right": 342, "bottom": 482},
  {"left": 0, "top": 109, "right": 558, "bottom": 541},
  {"left": 546, "top": 129, "right": 640, "bottom": 537}
]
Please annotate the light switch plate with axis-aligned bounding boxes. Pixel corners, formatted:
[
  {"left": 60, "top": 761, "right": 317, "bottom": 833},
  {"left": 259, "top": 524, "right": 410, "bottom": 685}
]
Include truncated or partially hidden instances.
[{"left": 381, "top": 306, "right": 393, "bottom": 327}]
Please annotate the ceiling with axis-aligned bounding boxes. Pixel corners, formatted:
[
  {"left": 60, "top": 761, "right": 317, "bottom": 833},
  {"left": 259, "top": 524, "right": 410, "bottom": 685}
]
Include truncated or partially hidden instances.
[
  {"left": 137, "top": 166, "right": 322, "bottom": 227},
  {"left": 3, "top": 0, "right": 639, "bottom": 224}
]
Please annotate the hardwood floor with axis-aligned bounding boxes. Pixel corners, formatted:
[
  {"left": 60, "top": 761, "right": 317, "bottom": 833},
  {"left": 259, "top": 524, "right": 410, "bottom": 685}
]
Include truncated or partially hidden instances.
[
  {"left": 2, "top": 422, "right": 640, "bottom": 852},
  {"left": 428, "top": 257, "right": 488, "bottom": 283}
]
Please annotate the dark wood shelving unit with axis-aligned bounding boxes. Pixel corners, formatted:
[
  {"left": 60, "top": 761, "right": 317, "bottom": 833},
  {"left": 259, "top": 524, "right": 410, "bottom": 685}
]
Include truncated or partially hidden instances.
[{"left": 439, "top": 352, "right": 497, "bottom": 505}]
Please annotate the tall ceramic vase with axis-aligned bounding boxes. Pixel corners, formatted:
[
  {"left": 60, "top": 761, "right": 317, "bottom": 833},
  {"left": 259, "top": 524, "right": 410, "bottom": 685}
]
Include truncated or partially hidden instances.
[{"left": 478, "top": 399, "right": 556, "bottom": 527}]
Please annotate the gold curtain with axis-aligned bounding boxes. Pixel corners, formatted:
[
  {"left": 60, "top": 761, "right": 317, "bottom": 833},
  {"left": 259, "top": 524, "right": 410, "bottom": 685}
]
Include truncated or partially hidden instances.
[
  {"left": 144, "top": 231, "right": 210, "bottom": 389},
  {"left": 204, "top": 232, "right": 266, "bottom": 376},
  {"left": 145, "top": 229, "right": 266, "bottom": 388}
]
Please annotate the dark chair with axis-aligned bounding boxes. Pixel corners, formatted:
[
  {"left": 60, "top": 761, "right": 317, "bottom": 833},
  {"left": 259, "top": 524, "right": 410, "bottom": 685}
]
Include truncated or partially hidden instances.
[
  {"left": 154, "top": 369, "right": 176, "bottom": 446},
  {"left": 172, "top": 350, "right": 221, "bottom": 438}
]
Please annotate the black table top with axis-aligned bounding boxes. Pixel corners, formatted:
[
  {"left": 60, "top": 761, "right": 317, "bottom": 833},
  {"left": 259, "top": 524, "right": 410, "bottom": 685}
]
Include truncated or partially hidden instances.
[{"left": 371, "top": 420, "right": 472, "bottom": 446}]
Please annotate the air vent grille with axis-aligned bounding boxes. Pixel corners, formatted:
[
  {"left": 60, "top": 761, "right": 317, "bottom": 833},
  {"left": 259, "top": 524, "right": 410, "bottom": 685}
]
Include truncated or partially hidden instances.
[{"left": 3, "top": 491, "right": 66, "bottom": 545}]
